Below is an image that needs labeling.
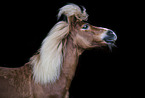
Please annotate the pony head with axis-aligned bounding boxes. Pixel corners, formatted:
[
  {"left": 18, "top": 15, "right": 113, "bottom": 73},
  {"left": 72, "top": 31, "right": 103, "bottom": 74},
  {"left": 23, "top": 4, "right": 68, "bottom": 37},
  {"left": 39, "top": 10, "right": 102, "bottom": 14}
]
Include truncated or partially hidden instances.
[{"left": 58, "top": 3, "right": 117, "bottom": 49}]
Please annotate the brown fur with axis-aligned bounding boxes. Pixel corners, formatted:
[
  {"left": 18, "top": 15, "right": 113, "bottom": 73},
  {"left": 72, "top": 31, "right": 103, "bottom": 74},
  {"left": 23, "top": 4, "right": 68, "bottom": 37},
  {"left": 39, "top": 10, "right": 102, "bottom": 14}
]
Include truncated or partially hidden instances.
[{"left": 0, "top": 4, "right": 116, "bottom": 98}]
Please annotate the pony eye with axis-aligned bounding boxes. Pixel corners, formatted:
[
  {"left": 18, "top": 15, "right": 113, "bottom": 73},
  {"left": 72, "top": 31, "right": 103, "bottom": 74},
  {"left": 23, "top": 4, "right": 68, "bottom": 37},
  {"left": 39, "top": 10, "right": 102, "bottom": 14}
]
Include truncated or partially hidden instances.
[{"left": 82, "top": 24, "right": 89, "bottom": 30}]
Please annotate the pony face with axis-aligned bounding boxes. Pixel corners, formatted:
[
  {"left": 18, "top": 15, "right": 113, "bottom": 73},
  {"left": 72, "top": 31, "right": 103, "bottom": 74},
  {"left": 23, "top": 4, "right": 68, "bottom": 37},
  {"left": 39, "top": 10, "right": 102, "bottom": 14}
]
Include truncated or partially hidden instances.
[
  {"left": 71, "top": 20, "right": 117, "bottom": 49},
  {"left": 58, "top": 3, "right": 117, "bottom": 49}
]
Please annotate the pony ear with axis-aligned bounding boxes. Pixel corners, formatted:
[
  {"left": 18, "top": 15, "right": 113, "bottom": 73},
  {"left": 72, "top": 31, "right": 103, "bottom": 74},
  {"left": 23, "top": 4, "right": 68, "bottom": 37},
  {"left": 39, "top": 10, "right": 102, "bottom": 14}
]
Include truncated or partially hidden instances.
[{"left": 68, "top": 16, "right": 77, "bottom": 30}]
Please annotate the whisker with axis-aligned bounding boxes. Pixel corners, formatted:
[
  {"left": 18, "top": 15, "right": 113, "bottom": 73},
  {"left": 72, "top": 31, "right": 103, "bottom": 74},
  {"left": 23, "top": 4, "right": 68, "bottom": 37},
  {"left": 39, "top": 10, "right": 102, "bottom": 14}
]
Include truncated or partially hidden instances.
[
  {"left": 112, "top": 43, "right": 117, "bottom": 48},
  {"left": 108, "top": 44, "right": 112, "bottom": 52},
  {"left": 107, "top": 43, "right": 117, "bottom": 52}
]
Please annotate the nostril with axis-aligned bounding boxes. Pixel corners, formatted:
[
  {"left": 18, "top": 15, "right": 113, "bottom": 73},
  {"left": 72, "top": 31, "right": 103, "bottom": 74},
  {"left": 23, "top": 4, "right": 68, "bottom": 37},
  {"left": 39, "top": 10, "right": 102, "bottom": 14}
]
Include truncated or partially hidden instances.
[
  {"left": 107, "top": 30, "right": 114, "bottom": 37},
  {"left": 107, "top": 30, "right": 114, "bottom": 35}
]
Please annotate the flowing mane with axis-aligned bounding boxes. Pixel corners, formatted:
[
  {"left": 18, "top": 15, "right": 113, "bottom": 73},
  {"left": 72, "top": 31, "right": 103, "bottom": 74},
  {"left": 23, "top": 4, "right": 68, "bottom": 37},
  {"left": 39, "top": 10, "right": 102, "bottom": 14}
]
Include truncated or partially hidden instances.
[
  {"left": 30, "top": 4, "right": 88, "bottom": 84},
  {"left": 30, "top": 21, "right": 69, "bottom": 84}
]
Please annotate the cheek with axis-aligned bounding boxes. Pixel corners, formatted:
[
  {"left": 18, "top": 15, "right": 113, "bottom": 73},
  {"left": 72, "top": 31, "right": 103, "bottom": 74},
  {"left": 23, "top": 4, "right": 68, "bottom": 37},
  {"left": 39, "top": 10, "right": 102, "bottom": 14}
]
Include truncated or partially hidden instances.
[
  {"left": 78, "top": 30, "right": 94, "bottom": 41},
  {"left": 93, "top": 35, "right": 102, "bottom": 42},
  {"left": 74, "top": 34, "right": 93, "bottom": 49}
]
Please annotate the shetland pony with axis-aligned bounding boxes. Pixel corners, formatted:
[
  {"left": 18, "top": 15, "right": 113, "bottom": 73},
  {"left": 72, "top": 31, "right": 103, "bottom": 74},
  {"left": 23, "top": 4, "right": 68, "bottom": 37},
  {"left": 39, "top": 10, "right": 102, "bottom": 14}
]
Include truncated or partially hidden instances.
[{"left": 0, "top": 4, "right": 117, "bottom": 98}]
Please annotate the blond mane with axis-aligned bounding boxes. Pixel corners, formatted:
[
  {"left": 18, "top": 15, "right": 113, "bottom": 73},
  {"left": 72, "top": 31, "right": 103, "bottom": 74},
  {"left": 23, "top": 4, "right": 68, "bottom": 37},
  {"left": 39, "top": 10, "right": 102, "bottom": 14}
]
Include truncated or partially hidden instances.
[
  {"left": 30, "top": 3, "right": 88, "bottom": 84},
  {"left": 31, "top": 21, "right": 69, "bottom": 84}
]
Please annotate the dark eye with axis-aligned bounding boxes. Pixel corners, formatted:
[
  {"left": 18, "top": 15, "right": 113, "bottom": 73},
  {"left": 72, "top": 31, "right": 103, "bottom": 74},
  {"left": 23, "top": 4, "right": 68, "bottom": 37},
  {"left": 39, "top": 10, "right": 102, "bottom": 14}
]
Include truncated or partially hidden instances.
[{"left": 82, "top": 24, "right": 89, "bottom": 30}]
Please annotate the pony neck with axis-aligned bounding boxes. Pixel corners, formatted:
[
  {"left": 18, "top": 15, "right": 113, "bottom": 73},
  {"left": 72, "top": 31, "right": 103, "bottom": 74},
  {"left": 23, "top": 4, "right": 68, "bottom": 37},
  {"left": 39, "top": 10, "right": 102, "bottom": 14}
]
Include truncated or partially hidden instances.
[{"left": 62, "top": 37, "right": 84, "bottom": 80}]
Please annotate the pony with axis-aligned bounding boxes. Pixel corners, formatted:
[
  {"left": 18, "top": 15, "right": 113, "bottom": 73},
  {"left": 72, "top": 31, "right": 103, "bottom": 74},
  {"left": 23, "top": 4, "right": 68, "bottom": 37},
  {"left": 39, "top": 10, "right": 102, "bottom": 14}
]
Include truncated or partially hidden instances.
[{"left": 0, "top": 4, "right": 117, "bottom": 98}]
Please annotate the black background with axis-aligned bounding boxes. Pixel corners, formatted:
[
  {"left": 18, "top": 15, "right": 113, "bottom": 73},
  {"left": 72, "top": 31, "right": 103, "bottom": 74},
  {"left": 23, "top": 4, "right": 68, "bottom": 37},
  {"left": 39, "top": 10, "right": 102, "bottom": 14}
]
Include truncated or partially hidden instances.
[{"left": 0, "top": 0, "right": 143, "bottom": 98}]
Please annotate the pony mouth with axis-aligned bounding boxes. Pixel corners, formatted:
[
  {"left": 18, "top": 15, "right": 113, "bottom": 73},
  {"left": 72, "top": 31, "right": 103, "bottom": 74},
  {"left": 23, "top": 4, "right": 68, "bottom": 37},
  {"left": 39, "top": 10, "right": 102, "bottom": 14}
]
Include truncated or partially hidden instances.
[
  {"left": 104, "top": 39, "right": 116, "bottom": 44},
  {"left": 105, "top": 40, "right": 114, "bottom": 43},
  {"left": 104, "top": 39, "right": 117, "bottom": 51}
]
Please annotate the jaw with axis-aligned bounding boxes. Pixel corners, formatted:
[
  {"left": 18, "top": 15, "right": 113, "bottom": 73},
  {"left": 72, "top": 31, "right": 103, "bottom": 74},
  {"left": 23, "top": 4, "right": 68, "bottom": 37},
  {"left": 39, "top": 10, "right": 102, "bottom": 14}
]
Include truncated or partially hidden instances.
[{"left": 91, "top": 40, "right": 116, "bottom": 49}]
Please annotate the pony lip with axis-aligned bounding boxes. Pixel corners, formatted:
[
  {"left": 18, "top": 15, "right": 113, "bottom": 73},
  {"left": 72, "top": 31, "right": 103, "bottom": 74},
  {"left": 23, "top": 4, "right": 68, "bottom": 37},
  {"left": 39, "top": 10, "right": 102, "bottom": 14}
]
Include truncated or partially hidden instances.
[{"left": 104, "top": 39, "right": 115, "bottom": 44}]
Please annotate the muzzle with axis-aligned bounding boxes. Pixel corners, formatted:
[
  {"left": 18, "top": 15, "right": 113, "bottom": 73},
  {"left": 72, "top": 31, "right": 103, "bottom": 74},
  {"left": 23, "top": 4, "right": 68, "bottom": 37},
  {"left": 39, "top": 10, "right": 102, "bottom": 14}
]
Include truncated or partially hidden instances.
[{"left": 103, "top": 30, "right": 117, "bottom": 44}]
